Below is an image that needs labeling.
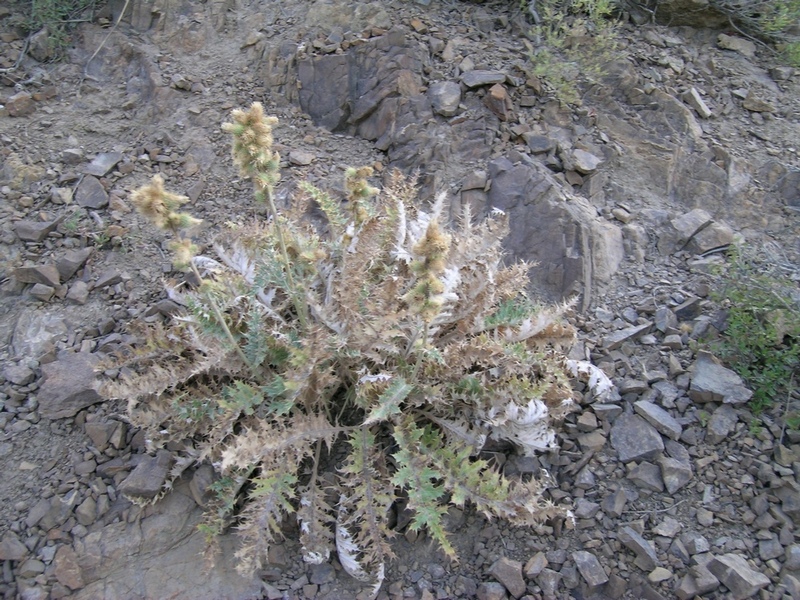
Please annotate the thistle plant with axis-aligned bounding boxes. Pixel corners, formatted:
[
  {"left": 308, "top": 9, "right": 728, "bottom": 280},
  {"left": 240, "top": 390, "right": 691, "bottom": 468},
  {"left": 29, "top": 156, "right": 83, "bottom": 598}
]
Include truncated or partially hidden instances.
[{"left": 105, "top": 104, "right": 612, "bottom": 596}]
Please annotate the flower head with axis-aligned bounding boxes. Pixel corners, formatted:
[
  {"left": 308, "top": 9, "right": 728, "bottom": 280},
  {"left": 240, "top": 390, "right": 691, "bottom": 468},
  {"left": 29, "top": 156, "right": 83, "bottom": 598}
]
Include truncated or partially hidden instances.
[{"left": 222, "top": 103, "right": 281, "bottom": 193}]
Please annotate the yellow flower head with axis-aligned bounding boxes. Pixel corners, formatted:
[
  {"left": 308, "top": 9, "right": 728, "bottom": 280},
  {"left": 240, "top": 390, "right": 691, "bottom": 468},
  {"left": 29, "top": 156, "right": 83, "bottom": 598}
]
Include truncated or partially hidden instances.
[
  {"left": 131, "top": 175, "right": 191, "bottom": 230},
  {"left": 222, "top": 103, "right": 281, "bottom": 182}
]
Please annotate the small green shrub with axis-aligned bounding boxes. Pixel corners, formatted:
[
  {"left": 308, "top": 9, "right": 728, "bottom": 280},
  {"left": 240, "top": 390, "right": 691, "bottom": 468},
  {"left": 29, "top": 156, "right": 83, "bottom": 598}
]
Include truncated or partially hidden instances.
[
  {"left": 711, "top": 244, "right": 800, "bottom": 415},
  {"left": 524, "top": 0, "right": 620, "bottom": 104},
  {"left": 103, "top": 103, "right": 612, "bottom": 593}
]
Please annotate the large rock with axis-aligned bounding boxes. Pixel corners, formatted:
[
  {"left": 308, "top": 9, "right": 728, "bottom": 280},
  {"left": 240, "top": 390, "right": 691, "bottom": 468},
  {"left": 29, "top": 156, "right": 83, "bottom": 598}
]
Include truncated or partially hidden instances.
[
  {"left": 11, "top": 312, "right": 68, "bottom": 359},
  {"left": 610, "top": 414, "right": 664, "bottom": 463},
  {"left": 707, "top": 553, "right": 770, "bottom": 600},
  {"left": 689, "top": 351, "right": 753, "bottom": 405},
  {"left": 37, "top": 352, "right": 102, "bottom": 419},
  {"left": 76, "top": 175, "right": 109, "bottom": 209},
  {"left": 73, "top": 483, "right": 261, "bottom": 600}
]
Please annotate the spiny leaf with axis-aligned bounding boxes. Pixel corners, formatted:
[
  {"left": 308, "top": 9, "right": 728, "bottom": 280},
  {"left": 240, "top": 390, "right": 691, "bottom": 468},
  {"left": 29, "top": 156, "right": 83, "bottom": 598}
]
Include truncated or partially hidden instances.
[{"left": 363, "top": 376, "right": 415, "bottom": 425}]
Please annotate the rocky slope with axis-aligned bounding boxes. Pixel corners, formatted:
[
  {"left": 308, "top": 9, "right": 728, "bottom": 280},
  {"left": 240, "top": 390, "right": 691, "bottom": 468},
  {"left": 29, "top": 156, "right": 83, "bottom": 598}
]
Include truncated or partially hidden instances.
[{"left": 1, "top": 1, "right": 799, "bottom": 599}]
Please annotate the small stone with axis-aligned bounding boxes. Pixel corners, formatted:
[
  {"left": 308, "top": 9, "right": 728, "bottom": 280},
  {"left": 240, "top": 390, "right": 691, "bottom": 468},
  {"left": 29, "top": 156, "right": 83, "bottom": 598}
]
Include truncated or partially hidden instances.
[
  {"left": 619, "top": 526, "right": 659, "bottom": 571},
  {"left": 18, "top": 558, "right": 46, "bottom": 578},
  {"left": 461, "top": 70, "right": 506, "bottom": 88},
  {"left": 119, "top": 449, "right": 173, "bottom": 498},
  {"left": 428, "top": 81, "right": 462, "bottom": 117},
  {"left": 66, "top": 281, "right": 90, "bottom": 305},
  {"left": 189, "top": 463, "right": 215, "bottom": 506},
  {"left": 7, "top": 91, "right": 35, "bottom": 117},
  {"left": 603, "top": 322, "right": 652, "bottom": 350},
  {"left": 75, "top": 496, "right": 96, "bottom": 526},
  {"left": 758, "top": 538, "right": 783, "bottom": 561},
  {"left": 56, "top": 247, "right": 93, "bottom": 282},
  {"left": 488, "top": 556, "right": 525, "bottom": 598},
  {"left": 706, "top": 404, "right": 739, "bottom": 444},
  {"left": 476, "top": 581, "right": 508, "bottom": 600},
  {"left": 682, "top": 88, "right": 712, "bottom": 118},
  {"left": 696, "top": 507, "right": 714, "bottom": 527},
  {"left": 14, "top": 264, "right": 60, "bottom": 287},
  {"left": 76, "top": 175, "right": 109, "bottom": 209},
  {"left": 84, "top": 152, "right": 123, "bottom": 177},
  {"left": 659, "top": 456, "right": 693, "bottom": 494},
  {"left": 484, "top": 83, "right": 512, "bottom": 121},
  {"left": 648, "top": 567, "right": 673, "bottom": 583},
  {"left": 37, "top": 352, "right": 102, "bottom": 419},
  {"left": 536, "top": 569, "right": 562, "bottom": 597},
  {"left": 62, "top": 148, "right": 85, "bottom": 165},
  {"left": 718, "top": 33, "right": 756, "bottom": 57},
  {"left": 662, "top": 334, "right": 683, "bottom": 349},
  {"left": 688, "top": 222, "right": 734, "bottom": 254},
  {"left": 0, "top": 531, "right": 28, "bottom": 561},
  {"left": 524, "top": 552, "right": 548, "bottom": 579},
  {"left": 653, "top": 517, "right": 682, "bottom": 538},
  {"left": 572, "top": 550, "right": 608, "bottom": 590},
  {"left": 602, "top": 488, "right": 627, "bottom": 518},
  {"left": 14, "top": 219, "right": 59, "bottom": 243},
  {"left": 95, "top": 269, "right": 123, "bottom": 288},
  {"left": 634, "top": 400, "right": 682, "bottom": 440},
  {"left": 628, "top": 461, "right": 664, "bottom": 492},
  {"left": 572, "top": 149, "right": 604, "bottom": 174},
  {"left": 522, "top": 133, "right": 554, "bottom": 154},
  {"left": 610, "top": 413, "right": 664, "bottom": 463},
  {"left": 3, "top": 363, "right": 36, "bottom": 385},
  {"left": 288, "top": 150, "right": 315, "bottom": 166},
  {"left": 689, "top": 351, "right": 753, "bottom": 405},
  {"left": 682, "top": 532, "right": 710, "bottom": 555},
  {"left": 30, "top": 283, "right": 55, "bottom": 301},
  {"left": 707, "top": 553, "right": 770, "bottom": 600},
  {"left": 743, "top": 92, "right": 775, "bottom": 113}
]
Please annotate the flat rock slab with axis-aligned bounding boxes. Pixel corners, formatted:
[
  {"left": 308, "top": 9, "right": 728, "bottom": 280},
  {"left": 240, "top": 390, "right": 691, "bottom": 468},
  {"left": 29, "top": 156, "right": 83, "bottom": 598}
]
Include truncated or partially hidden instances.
[
  {"left": 689, "top": 351, "right": 752, "bottom": 405},
  {"left": 73, "top": 484, "right": 261, "bottom": 600},
  {"left": 37, "top": 353, "right": 102, "bottom": 419},
  {"left": 83, "top": 152, "right": 123, "bottom": 177},
  {"left": 76, "top": 175, "right": 109, "bottom": 209},
  {"left": 119, "top": 450, "right": 173, "bottom": 499},
  {"left": 707, "top": 553, "right": 769, "bottom": 600},
  {"left": 634, "top": 400, "right": 682, "bottom": 440},
  {"left": 603, "top": 322, "right": 652, "bottom": 350},
  {"left": 610, "top": 413, "right": 664, "bottom": 463},
  {"left": 572, "top": 550, "right": 608, "bottom": 589},
  {"left": 461, "top": 69, "right": 505, "bottom": 88}
]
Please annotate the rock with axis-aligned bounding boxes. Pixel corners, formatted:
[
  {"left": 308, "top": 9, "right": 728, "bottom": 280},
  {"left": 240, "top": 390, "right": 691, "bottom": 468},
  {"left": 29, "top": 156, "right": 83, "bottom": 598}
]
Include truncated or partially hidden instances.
[
  {"left": 658, "top": 455, "right": 693, "bottom": 494},
  {"left": 28, "top": 27, "right": 54, "bottom": 62},
  {"left": 653, "top": 517, "right": 682, "bottom": 538},
  {"left": 14, "top": 264, "right": 60, "bottom": 287},
  {"left": 619, "top": 526, "right": 659, "bottom": 571},
  {"left": 3, "top": 363, "right": 36, "bottom": 386},
  {"left": 94, "top": 269, "right": 123, "bottom": 289},
  {"left": 484, "top": 84, "right": 512, "bottom": 121},
  {"left": 707, "top": 553, "right": 770, "bottom": 600},
  {"left": 54, "top": 546, "right": 84, "bottom": 590},
  {"left": 72, "top": 482, "right": 261, "bottom": 599},
  {"left": 658, "top": 208, "right": 712, "bottom": 255},
  {"left": 687, "top": 221, "right": 734, "bottom": 254},
  {"left": 11, "top": 312, "right": 67, "bottom": 359},
  {"left": 189, "top": 463, "right": 215, "bottom": 506},
  {"left": 119, "top": 449, "right": 173, "bottom": 498},
  {"left": 610, "top": 413, "right": 664, "bottom": 463},
  {"left": 0, "top": 531, "right": 28, "bottom": 561},
  {"left": 37, "top": 352, "right": 102, "bottom": 419},
  {"left": 628, "top": 461, "right": 665, "bottom": 492},
  {"left": 603, "top": 322, "right": 652, "bottom": 350},
  {"left": 488, "top": 557, "right": 525, "bottom": 598},
  {"left": 524, "top": 552, "right": 548, "bottom": 579},
  {"left": 56, "top": 247, "right": 93, "bottom": 282},
  {"left": 536, "top": 569, "right": 561, "bottom": 597},
  {"left": 76, "top": 176, "right": 109, "bottom": 209},
  {"left": 718, "top": 33, "right": 756, "bottom": 58},
  {"left": 634, "top": 400, "right": 682, "bottom": 440},
  {"left": 706, "top": 404, "right": 739, "bottom": 444},
  {"left": 288, "top": 150, "right": 315, "bottom": 166},
  {"left": 572, "top": 149, "right": 604, "bottom": 174},
  {"left": 775, "top": 484, "right": 800, "bottom": 522},
  {"left": 689, "top": 351, "right": 753, "bottom": 405},
  {"left": 476, "top": 581, "right": 507, "bottom": 600},
  {"left": 62, "top": 148, "right": 85, "bottom": 165},
  {"left": 461, "top": 70, "right": 506, "bottom": 88},
  {"left": 76, "top": 496, "right": 97, "bottom": 526},
  {"left": 14, "top": 219, "right": 59, "bottom": 243},
  {"left": 85, "top": 422, "right": 117, "bottom": 452},
  {"left": 572, "top": 551, "right": 608, "bottom": 590},
  {"left": 742, "top": 92, "right": 775, "bottom": 113},
  {"left": 67, "top": 281, "right": 90, "bottom": 304},
  {"left": 522, "top": 133, "right": 555, "bottom": 154},
  {"left": 602, "top": 488, "right": 627, "bottom": 518},
  {"left": 30, "top": 283, "right": 55, "bottom": 301},
  {"left": 428, "top": 81, "right": 461, "bottom": 117},
  {"left": 7, "top": 91, "right": 35, "bottom": 117},
  {"left": 682, "top": 88, "right": 712, "bottom": 118},
  {"left": 18, "top": 558, "right": 46, "bottom": 578},
  {"left": 83, "top": 152, "right": 123, "bottom": 177}
]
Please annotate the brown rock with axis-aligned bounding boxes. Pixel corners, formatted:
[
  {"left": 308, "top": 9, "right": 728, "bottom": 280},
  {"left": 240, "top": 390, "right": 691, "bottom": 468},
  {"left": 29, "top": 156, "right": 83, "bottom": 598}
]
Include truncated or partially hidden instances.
[
  {"left": 0, "top": 531, "right": 28, "bottom": 561},
  {"left": 14, "top": 264, "right": 60, "bottom": 287},
  {"left": 6, "top": 91, "right": 35, "bottom": 117},
  {"left": 484, "top": 84, "right": 512, "bottom": 121},
  {"left": 54, "top": 546, "right": 84, "bottom": 590}
]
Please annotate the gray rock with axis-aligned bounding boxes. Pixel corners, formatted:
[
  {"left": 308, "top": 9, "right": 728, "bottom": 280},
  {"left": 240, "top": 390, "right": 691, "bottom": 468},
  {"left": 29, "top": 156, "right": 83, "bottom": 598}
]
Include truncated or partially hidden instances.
[
  {"left": 76, "top": 176, "right": 109, "bottom": 209},
  {"left": 634, "top": 400, "right": 682, "bottom": 440},
  {"left": 759, "top": 538, "right": 783, "bottom": 561},
  {"left": 12, "top": 312, "right": 67, "bottom": 359},
  {"left": 14, "top": 219, "right": 59, "bottom": 243},
  {"left": 628, "top": 461, "right": 665, "bottom": 491},
  {"left": 56, "top": 247, "right": 93, "bottom": 282},
  {"left": 775, "top": 484, "right": 800, "bottom": 522},
  {"left": 0, "top": 531, "right": 28, "bottom": 561},
  {"left": 706, "top": 404, "right": 739, "bottom": 444},
  {"left": 659, "top": 456, "right": 693, "bottom": 494},
  {"left": 524, "top": 552, "right": 548, "bottom": 579},
  {"left": 603, "top": 322, "right": 652, "bottom": 350},
  {"left": 94, "top": 269, "right": 123, "bottom": 289},
  {"left": 3, "top": 363, "right": 36, "bottom": 386},
  {"left": 72, "top": 482, "right": 261, "bottom": 600},
  {"left": 76, "top": 496, "right": 97, "bottom": 526},
  {"left": 14, "top": 264, "right": 60, "bottom": 287},
  {"left": 717, "top": 33, "right": 756, "bottom": 57},
  {"left": 476, "top": 581, "right": 508, "bottom": 600},
  {"left": 67, "top": 281, "right": 90, "bottom": 305},
  {"left": 682, "top": 88, "right": 712, "bottom": 119},
  {"left": 653, "top": 517, "right": 682, "bottom": 538},
  {"left": 536, "top": 569, "right": 562, "bottom": 597},
  {"left": 572, "top": 149, "right": 604, "bottom": 174},
  {"left": 687, "top": 221, "right": 734, "bottom": 254},
  {"left": 428, "top": 81, "right": 461, "bottom": 117},
  {"left": 658, "top": 208, "right": 712, "bottom": 255},
  {"left": 461, "top": 70, "right": 506, "bottom": 88},
  {"left": 288, "top": 150, "right": 315, "bottom": 166},
  {"left": 119, "top": 449, "right": 173, "bottom": 498},
  {"left": 619, "top": 526, "right": 659, "bottom": 571},
  {"left": 84, "top": 152, "right": 123, "bottom": 177},
  {"left": 707, "top": 553, "right": 770, "bottom": 600},
  {"left": 488, "top": 557, "right": 525, "bottom": 598},
  {"left": 689, "top": 351, "right": 753, "bottom": 405},
  {"left": 654, "top": 307, "right": 678, "bottom": 333},
  {"left": 6, "top": 91, "right": 35, "bottom": 117},
  {"left": 602, "top": 488, "right": 627, "bottom": 518},
  {"left": 53, "top": 546, "right": 84, "bottom": 590},
  {"left": 682, "top": 532, "right": 711, "bottom": 555},
  {"left": 572, "top": 550, "right": 608, "bottom": 590},
  {"left": 30, "top": 283, "right": 55, "bottom": 301},
  {"left": 522, "top": 133, "right": 555, "bottom": 154},
  {"left": 37, "top": 352, "right": 102, "bottom": 419},
  {"left": 189, "top": 464, "right": 215, "bottom": 506},
  {"left": 62, "top": 148, "right": 85, "bottom": 165},
  {"left": 610, "top": 413, "right": 664, "bottom": 463}
]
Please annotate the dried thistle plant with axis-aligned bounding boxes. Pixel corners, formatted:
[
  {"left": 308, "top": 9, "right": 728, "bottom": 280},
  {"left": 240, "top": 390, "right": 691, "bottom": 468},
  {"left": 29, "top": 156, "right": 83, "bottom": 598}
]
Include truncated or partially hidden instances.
[{"left": 104, "top": 104, "right": 613, "bottom": 597}]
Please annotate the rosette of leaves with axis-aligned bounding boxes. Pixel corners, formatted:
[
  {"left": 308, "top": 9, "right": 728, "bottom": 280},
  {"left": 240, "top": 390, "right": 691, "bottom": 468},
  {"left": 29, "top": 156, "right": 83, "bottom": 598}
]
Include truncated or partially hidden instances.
[{"left": 103, "top": 104, "right": 612, "bottom": 596}]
